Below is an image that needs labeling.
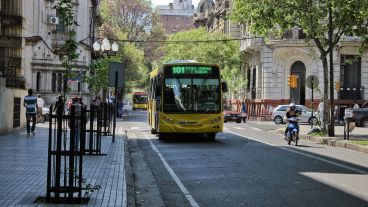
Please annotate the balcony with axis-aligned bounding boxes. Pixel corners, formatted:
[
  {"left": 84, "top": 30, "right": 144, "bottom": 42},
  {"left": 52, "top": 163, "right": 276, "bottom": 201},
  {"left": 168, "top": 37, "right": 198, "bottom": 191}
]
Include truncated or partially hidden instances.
[
  {"left": 240, "top": 33, "right": 264, "bottom": 52},
  {"left": 51, "top": 31, "right": 69, "bottom": 52}
]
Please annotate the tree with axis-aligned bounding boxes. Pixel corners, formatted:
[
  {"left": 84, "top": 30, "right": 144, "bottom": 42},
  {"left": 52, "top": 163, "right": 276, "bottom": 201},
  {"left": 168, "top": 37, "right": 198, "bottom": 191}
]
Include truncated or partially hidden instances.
[
  {"left": 231, "top": 0, "right": 368, "bottom": 135},
  {"left": 98, "top": 0, "right": 165, "bottom": 93},
  {"left": 100, "top": 0, "right": 157, "bottom": 40},
  {"left": 157, "top": 28, "right": 243, "bottom": 93}
]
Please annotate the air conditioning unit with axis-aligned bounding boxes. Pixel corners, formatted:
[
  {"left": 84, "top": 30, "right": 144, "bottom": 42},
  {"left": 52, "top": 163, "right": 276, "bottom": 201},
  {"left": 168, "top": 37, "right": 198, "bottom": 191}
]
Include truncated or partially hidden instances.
[{"left": 48, "top": 16, "right": 59, "bottom": 25}]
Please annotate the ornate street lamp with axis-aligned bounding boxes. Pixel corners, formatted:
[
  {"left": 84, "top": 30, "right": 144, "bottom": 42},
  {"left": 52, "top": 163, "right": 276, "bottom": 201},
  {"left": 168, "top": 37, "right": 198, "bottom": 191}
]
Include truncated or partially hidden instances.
[
  {"left": 93, "top": 38, "right": 118, "bottom": 55},
  {"left": 92, "top": 37, "right": 120, "bottom": 142}
]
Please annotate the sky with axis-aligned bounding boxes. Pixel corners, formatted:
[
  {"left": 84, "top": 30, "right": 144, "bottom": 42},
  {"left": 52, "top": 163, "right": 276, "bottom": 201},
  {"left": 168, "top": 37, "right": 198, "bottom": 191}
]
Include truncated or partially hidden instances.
[{"left": 151, "top": 0, "right": 201, "bottom": 8}]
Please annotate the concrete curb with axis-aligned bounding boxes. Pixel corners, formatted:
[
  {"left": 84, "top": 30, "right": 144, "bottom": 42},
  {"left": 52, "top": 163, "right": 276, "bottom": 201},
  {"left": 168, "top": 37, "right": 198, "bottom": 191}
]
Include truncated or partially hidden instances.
[{"left": 275, "top": 128, "right": 368, "bottom": 154}]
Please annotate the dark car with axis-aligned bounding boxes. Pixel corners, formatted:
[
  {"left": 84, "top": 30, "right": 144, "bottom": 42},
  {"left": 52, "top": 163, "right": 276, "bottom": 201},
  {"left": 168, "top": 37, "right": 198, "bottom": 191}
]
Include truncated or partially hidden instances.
[
  {"left": 223, "top": 105, "right": 242, "bottom": 123},
  {"left": 344, "top": 107, "right": 368, "bottom": 127}
]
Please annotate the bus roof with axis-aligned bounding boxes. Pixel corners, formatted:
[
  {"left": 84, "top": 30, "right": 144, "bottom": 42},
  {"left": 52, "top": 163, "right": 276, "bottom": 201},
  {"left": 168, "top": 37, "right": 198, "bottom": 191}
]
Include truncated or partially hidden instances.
[{"left": 149, "top": 60, "right": 220, "bottom": 78}]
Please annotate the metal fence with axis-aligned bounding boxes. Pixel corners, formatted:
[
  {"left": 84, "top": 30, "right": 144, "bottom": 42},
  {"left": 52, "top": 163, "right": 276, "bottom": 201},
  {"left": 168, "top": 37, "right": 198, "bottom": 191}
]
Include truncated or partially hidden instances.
[{"left": 46, "top": 105, "right": 86, "bottom": 204}]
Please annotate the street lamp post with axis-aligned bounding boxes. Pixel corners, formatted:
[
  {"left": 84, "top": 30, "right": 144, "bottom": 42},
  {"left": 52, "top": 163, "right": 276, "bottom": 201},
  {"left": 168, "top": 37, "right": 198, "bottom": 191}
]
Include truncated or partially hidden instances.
[{"left": 93, "top": 38, "right": 119, "bottom": 142}]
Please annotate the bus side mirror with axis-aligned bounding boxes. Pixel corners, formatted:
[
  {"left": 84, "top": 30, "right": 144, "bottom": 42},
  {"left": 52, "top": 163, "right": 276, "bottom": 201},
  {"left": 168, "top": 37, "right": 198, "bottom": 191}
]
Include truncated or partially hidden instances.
[{"left": 222, "top": 82, "right": 228, "bottom": 93}]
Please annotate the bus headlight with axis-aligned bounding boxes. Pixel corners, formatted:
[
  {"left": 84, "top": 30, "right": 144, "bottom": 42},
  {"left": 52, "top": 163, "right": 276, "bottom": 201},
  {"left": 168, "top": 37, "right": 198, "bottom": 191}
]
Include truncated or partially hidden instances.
[
  {"left": 163, "top": 116, "right": 174, "bottom": 124},
  {"left": 209, "top": 117, "right": 221, "bottom": 124}
]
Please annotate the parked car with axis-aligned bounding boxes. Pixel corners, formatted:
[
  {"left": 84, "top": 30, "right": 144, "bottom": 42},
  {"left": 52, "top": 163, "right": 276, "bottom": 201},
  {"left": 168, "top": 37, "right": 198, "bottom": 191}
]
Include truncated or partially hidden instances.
[
  {"left": 271, "top": 104, "right": 318, "bottom": 125},
  {"left": 344, "top": 107, "right": 368, "bottom": 127},
  {"left": 223, "top": 105, "right": 242, "bottom": 123}
]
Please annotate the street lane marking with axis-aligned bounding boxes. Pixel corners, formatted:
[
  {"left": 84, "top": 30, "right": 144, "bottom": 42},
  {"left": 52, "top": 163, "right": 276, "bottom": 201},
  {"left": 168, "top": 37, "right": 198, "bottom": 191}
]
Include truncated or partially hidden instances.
[
  {"left": 226, "top": 130, "right": 368, "bottom": 175},
  {"left": 145, "top": 134, "right": 200, "bottom": 207},
  {"left": 250, "top": 127, "right": 262, "bottom": 131},
  {"left": 234, "top": 127, "right": 244, "bottom": 130},
  {"left": 131, "top": 126, "right": 139, "bottom": 130}
]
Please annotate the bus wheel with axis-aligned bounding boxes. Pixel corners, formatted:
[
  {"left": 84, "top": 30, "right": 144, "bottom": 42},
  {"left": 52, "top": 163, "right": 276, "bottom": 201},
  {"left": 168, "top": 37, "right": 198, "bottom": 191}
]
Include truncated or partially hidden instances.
[
  {"left": 158, "top": 133, "right": 166, "bottom": 140},
  {"left": 207, "top": 133, "right": 216, "bottom": 141}
]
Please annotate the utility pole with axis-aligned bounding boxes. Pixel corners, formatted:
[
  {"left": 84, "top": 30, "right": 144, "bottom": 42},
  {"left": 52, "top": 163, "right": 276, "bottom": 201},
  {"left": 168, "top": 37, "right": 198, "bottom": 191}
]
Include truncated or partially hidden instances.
[{"left": 328, "top": 1, "right": 335, "bottom": 136}]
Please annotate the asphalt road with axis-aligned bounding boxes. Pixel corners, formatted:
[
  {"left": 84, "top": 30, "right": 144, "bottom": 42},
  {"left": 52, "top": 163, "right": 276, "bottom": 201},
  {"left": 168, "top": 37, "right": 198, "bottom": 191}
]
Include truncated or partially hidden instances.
[{"left": 124, "top": 110, "right": 368, "bottom": 207}]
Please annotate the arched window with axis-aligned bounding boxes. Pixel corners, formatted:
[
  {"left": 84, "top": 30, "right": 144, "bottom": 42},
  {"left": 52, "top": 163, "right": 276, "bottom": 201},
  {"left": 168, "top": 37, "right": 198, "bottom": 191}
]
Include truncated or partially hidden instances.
[
  {"left": 57, "top": 73, "right": 62, "bottom": 92},
  {"left": 52, "top": 72, "right": 56, "bottom": 92},
  {"left": 36, "top": 72, "right": 41, "bottom": 92}
]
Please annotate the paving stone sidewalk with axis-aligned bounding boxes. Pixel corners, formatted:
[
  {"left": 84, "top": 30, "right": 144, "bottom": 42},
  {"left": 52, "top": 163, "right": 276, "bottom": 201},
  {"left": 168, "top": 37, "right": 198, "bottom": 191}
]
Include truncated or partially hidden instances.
[{"left": 0, "top": 122, "right": 128, "bottom": 207}]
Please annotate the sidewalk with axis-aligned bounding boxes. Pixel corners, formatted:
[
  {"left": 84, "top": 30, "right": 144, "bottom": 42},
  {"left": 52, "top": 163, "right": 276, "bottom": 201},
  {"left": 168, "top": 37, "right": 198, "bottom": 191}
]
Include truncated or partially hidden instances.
[
  {"left": 297, "top": 123, "right": 368, "bottom": 154},
  {"left": 0, "top": 122, "right": 128, "bottom": 206},
  {"left": 248, "top": 120, "right": 368, "bottom": 154}
]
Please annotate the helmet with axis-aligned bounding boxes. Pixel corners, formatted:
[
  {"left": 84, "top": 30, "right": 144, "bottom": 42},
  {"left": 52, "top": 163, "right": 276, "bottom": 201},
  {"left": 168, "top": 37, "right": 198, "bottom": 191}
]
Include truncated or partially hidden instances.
[{"left": 289, "top": 103, "right": 296, "bottom": 108}]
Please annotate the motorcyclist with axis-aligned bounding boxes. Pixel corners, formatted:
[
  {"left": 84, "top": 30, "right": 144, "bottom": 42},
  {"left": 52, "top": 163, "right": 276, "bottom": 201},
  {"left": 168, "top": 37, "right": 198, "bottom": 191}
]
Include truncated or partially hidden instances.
[{"left": 284, "top": 103, "right": 301, "bottom": 138}]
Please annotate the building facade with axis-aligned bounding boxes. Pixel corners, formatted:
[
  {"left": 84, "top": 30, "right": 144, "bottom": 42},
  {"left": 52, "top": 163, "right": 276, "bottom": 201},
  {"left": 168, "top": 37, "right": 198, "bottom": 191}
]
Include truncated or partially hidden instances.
[
  {"left": 23, "top": 0, "right": 101, "bottom": 106},
  {"left": 0, "top": 0, "right": 100, "bottom": 133},
  {"left": 240, "top": 27, "right": 368, "bottom": 120},
  {"left": 155, "top": 0, "right": 196, "bottom": 34},
  {"left": 193, "top": 0, "right": 241, "bottom": 39}
]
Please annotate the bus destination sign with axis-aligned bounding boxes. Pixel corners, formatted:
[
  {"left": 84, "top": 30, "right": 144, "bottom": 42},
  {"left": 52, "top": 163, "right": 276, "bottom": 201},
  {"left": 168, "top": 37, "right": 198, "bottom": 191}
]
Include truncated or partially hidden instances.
[{"left": 171, "top": 66, "right": 213, "bottom": 75}]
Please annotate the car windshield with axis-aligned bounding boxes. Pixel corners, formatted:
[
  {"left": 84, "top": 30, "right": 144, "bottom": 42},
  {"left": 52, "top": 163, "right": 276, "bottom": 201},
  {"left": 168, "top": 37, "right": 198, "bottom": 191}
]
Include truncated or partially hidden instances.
[
  {"left": 300, "top": 105, "right": 311, "bottom": 112},
  {"left": 224, "top": 105, "right": 236, "bottom": 111},
  {"left": 163, "top": 77, "right": 220, "bottom": 113}
]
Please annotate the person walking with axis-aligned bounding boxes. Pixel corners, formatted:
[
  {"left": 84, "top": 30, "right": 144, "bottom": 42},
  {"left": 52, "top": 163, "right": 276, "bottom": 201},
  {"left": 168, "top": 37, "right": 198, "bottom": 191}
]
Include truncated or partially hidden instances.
[
  {"left": 23, "top": 89, "right": 38, "bottom": 135},
  {"left": 71, "top": 97, "right": 82, "bottom": 149},
  {"left": 36, "top": 94, "right": 45, "bottom": 123},
  {"left": 54, "top": 95, "right": 64, "bottom": 115},
  {"left": 241, "top": 102, "right": 247, "bottom": 123}
]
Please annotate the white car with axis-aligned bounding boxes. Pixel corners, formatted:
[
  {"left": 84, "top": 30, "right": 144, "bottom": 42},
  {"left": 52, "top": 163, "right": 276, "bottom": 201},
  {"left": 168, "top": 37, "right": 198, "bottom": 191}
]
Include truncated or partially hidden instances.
[
  {"left": 42, "top": 107, "right": 50, "bottom": 121},
  {"left": 271, "top": 104, "right": 318, "bottom": 125}
]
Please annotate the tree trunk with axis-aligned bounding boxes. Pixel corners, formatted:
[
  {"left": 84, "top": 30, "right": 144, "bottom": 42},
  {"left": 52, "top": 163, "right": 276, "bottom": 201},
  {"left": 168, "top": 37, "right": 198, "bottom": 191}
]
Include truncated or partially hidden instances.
[{"left": 321, "top": 55, "right": 330, "bottom": 134}]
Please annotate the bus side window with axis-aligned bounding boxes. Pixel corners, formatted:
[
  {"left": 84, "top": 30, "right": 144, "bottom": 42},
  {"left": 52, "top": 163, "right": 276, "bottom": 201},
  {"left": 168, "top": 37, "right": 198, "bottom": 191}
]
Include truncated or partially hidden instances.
[{"left": 155, "top": 76, "right": 162, "bottom": 97}]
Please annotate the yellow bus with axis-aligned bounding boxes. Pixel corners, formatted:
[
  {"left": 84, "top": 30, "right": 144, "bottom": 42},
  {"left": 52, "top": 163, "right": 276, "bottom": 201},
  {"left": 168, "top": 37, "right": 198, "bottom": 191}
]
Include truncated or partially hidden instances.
[
  {"left": 132, "top": 92, "right": 148, "bottom": 110},
  {"left": 147, "top": 60, "right": 228, "bottom": 140}
]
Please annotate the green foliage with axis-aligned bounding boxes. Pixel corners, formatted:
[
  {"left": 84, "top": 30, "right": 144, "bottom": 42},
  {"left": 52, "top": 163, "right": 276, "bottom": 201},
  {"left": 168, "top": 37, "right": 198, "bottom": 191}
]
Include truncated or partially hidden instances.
[
  {"left": 98, "top": 0, "right": 164, "bottom": 93},
  {"left": 351, "top": 140, "right": 368, "bottom": 146},
  {"left": 231, "top": 0, "right": 368, "bottom": 50},
  {"left": 54, "top": 0, "right": 79, "bottom": 95},
  {"left": 122, "top": 43, "right": 149, "bottom": 93},
  {"left": 82, "top": 178, "right": 102, "bottom": 198},
  {"left": 159, "top": 28, "right": 243, "bottom": 91},
  {"left": 85, "top": 57, "right": 113, "bottom": 97}
]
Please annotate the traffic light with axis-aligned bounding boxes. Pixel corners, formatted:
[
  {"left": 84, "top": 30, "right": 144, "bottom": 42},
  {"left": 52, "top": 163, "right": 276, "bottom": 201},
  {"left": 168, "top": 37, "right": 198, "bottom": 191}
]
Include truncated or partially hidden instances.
[
  {"left": 287, "top": 76, "right": 291, "bottom": 86},
  {"left": 290, "top": 75, "right": 298, "bottom": 88},
  {"left": 335, "top": 81, "right": 340, "bottom": 92}
]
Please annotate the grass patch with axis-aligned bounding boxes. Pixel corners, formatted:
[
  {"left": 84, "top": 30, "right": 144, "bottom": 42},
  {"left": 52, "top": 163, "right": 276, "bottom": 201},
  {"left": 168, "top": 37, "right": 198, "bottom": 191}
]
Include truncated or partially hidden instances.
[
  {"left": 309, "top": 131, "right": 326, "bottom": 137},
  {"left": 350, "top": 140, "right": 368, "bottom": 146}
]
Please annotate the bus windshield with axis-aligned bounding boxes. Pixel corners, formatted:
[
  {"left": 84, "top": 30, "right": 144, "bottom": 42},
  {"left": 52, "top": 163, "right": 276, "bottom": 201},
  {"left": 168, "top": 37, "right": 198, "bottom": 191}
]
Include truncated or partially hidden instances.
[
  {"left": 133, "top": 93, "right": 148, "bottom": 104},
  {"left": 163, "top": 77, "right": 220, "bottom": 113}
]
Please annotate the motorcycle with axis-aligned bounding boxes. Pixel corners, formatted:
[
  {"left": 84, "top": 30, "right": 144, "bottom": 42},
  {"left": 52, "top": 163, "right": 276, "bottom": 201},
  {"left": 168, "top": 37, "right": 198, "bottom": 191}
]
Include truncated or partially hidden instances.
[{"left": 286, "top": 117, "right": 299, "bottom": 146}]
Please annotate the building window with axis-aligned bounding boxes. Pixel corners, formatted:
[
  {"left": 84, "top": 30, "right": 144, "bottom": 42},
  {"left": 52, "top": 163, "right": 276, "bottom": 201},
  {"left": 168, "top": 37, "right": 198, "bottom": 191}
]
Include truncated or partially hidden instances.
[
  {"left": 246, "top": 68, "right": 251, "bottom": 92},
  {"left": 36, "top": 71, "right": 41, "bottom": 92},
  {"left": 251, "top": 67, "right": 256, "bottom": 99},
  {"left": 340, "top": 55, "right": 362, "bottom": 100},
  {"left": 57, "top": 73, "right": 62, "bottom": 92},
  {"left": 52, "top": 72, "right": 56, "bottom": 92}
]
